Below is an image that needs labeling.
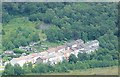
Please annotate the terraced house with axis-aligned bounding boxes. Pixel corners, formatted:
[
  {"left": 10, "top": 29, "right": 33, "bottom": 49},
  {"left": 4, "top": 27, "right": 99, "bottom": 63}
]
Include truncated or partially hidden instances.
[{"left": 9, "top": 39, "right": 99, "bottom": 66}]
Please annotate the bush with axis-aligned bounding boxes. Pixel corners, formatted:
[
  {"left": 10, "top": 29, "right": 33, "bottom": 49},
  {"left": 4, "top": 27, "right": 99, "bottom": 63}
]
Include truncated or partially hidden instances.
[{"left": 13, "top": 48, "right": 25, "bottom": 54}]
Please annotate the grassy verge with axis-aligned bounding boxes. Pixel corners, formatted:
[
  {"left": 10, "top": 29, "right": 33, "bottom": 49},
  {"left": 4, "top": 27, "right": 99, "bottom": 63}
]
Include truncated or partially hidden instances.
[
  {"left": 42, "top": 66, "right": 118, "bottom": 75},
  {"left": 0, "top": 66, "right": 4, "bottom": 76}
]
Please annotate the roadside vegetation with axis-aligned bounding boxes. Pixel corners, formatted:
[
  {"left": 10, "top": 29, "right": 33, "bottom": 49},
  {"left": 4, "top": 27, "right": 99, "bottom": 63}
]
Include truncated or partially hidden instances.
[{"left": 42, "top": 66, "right": 118, "bottom": 75}]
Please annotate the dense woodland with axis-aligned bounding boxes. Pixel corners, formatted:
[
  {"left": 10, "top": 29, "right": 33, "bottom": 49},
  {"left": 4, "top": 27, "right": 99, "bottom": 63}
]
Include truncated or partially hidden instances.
[
  {"left": 1, "top": 2, "right": 119, "bottom": 75},
  {"left": 2, "top": 2, "right": 118, "bottom": 50}
]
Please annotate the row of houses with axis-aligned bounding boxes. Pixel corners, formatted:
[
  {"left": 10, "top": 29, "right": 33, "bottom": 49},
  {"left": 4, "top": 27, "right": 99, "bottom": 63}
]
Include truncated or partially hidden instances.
[{"left": 9, "top": 39, "right": 99, "bottom": 66}]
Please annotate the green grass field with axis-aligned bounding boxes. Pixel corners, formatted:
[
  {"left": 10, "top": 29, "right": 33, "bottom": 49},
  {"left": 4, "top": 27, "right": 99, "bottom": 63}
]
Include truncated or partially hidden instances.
[
  {"left": 43, "top": 66, "right": 118, "bottom": 75},
  {"left": 0, "top": 66, "right": 5, "bottom": 76}
]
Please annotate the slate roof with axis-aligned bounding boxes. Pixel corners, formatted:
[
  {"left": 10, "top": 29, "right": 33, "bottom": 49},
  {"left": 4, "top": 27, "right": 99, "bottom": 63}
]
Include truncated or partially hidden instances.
[{"left": 9, "top": 39, "right": 99, "bottom": 66}]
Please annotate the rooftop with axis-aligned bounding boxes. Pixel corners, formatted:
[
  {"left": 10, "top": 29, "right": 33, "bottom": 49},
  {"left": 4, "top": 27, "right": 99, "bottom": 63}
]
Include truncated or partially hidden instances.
[{"left": 9, "top": 39, "right": 99, "bottom": 66}]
